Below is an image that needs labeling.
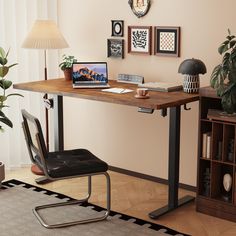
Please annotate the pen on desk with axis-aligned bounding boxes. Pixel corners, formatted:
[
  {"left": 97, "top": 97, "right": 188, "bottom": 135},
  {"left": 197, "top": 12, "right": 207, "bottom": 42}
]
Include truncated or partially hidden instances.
[{"left": 119, "top": 89, "right": 125, "bottom": 93}]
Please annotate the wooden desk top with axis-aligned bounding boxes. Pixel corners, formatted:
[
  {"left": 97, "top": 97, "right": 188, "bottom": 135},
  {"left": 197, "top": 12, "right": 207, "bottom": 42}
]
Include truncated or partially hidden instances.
[{"left": 13, "top": 78, "right": 199, "bottom": 110}]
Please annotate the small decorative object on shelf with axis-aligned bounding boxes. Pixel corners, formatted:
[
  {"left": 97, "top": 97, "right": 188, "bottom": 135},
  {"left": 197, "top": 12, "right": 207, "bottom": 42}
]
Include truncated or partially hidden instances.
[
  {"left": 178, "top": 58, "right": 207, "bottom": 93},
  {"left": 210, "top": 29, "right": 236, "bottom": 114},
  {"left": 203, "top": 167, "right": 211, "bottom": 197},
  {"left": 216, "top": 141, "right": 223, "bottom": 160},
  {"left": 128, "top": 0, "right": 151, "bottom": 18},
  {"left": 222, "top": 173, "right": 232, "bottom": 202},
  {"left": 59, "top": 54, "right": 77, "bottom": 80},
  {"left": 202, "top": 132, "right": 212, "bottom": 159},
  {"left": 227, "top": 139, "right": 234, "bottom": 162}
]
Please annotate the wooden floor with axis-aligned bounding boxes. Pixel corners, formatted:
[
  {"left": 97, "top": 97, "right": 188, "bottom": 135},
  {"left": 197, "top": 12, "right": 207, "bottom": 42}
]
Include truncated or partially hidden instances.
[{"left": 5, "top": 167, "right": 236, "bottom": 236}]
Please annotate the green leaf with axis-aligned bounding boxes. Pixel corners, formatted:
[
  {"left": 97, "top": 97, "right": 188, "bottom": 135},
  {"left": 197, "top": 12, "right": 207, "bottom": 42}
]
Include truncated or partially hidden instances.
[
  {"left": 6, "top": 93, "right": 24, "bottom": 98},
  {"left": 210, "top": 64, "right": 223, "bottom": 88},
  {"left": 218, "top": 43, "right": 229, "bottom": 54},
  {"left": 0, "top": 57, "right": 7, "bottom": 66},
  {"left": 0, "top": 95, "right": 7, "bottom": 102},
  {"left": 0, "top": 116, "right": 13, "bottom": 128},
  {"left": 222, "top": 52, "right": 230, "bottom": 68},
  {"left": 0, "top": 47, "right": 6, "bottom": 59},
  {"left": 0, "top": 110, "right": 6, "bottom": 117},
  {"left": 1, "top": 80, "right": 12, "bottom": 89},
  {"left": 8, "top": 63, "right": 18, "bottom": 69},
  {"left": 230, "top": 40, "right": 236, "bottom": 49},
  {"left": 0, "top": 66, "right": 9, "bottom": 77}
]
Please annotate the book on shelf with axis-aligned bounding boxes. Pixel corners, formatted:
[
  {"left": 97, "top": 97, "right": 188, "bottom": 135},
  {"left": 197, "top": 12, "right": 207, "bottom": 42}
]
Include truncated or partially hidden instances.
[
  {"left": 202, "top": 132, "right": 211, "bottom": 159},
  {"left": 138, "top": 82, "right": 183, "bottom": 92}
]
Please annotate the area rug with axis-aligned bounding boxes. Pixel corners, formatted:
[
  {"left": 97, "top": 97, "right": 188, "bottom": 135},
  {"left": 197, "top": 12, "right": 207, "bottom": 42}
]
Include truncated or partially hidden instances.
[{"left": 0, "top": 179, "right": 190, "bottom": 236}]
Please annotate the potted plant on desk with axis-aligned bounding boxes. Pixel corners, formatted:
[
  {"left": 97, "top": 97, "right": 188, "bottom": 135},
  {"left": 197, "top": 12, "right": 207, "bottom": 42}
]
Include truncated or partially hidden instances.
[
  {"left": 59, "top": 54, "right": 77, "bottom": 80},
  {"left": 210, "top": 29, "right": 236, "bottom": 114}
]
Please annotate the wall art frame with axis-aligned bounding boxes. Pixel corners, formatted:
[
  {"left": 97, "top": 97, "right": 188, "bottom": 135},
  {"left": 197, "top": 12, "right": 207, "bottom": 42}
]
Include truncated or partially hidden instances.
[
  {"left": 154, "top": 26, "right": 180, "bottom": 57},
  {"left": 128, "top": 0, "right": 151, "bottom": 18},
  {"left": 128, "top": 26, "right": 152, "bottom": 55},
  {"left": 111, "top": 20, "right": 124, "bottom": 37},
  {"left": 107, "top": 39, "right": 124, "bottom": 59}
]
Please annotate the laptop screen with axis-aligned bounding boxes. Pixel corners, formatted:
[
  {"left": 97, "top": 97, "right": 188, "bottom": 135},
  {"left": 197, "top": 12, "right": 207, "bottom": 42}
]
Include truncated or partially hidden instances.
[{"left": 72, "top": 62, "right": 108, "bottom": 84}]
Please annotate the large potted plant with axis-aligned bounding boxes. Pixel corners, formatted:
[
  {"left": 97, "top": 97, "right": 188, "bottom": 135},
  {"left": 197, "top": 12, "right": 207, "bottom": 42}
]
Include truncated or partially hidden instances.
[
  {"left": 59, "top": 54, "right": 77, "bottom": 80},
  {"left": 0, "top": 47, "right": 22, "bottom": 131},
  {"left": 210, "top": 29, "right": 236, "bottom": 114},
  {"left": 0, "top": 47, "right": 22, "bottom": 185}
]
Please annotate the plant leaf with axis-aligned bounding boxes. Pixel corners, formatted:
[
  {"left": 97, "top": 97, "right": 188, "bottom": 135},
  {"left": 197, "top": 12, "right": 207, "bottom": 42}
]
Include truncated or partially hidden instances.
[
  {"left": 210, "top": 64, "right": 223, "bottom": 88},
  {"left": 0, "top": 79, "right": 12, "bottom": 89},
  {"left": 0, "top": 110, "right": 6, "bottom": 117},
  {"left": 0, "top": 116, "right": 13, "bottom": 128},
  {"left": 0, "top": 66, "right": 9, "bottom": 77},
  {"left": 0, "top": 47, "right": 6, "bottom": 59},
  {"left": 0, "top": 95, "right": 7, "bottom": 102},
  {"left": 8, "top": 63, "right": 18, "bottom": 69},
  {"left": 218, "top": 43, "right": 229, "bottom": 54},
  {"left": 230, "top": 40, "right": 236, "bottom": 49},
  {"left": 6, "top": 93, "right": 24, "bottom": 98}
]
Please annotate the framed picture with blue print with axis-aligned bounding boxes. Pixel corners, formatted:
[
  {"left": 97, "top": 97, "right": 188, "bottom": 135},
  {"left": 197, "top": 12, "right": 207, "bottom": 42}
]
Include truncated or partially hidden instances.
[{"left": 128, "top": 26, "right": 152, "bottom": 55}]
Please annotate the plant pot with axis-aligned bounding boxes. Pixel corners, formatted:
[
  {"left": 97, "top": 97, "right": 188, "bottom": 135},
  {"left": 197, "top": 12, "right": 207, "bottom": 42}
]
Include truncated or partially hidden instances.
[
  {"left": 63, "top": 68, "right": 72, "bottom": 81},
  {"left": 0, "top": 162, "right": 5, "bottom": 187}
]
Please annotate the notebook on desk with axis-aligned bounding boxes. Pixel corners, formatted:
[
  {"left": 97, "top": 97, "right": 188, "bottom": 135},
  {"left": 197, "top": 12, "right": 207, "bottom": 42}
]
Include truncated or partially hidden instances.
[{"left": 72, "top": 62, "right": 110, "bottom": 88}]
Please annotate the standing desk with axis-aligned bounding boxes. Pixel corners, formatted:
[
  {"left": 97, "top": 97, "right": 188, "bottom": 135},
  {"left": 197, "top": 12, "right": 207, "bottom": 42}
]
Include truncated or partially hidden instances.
[{"left": 14, "top": 78, "right": 199, "bottom": 219}]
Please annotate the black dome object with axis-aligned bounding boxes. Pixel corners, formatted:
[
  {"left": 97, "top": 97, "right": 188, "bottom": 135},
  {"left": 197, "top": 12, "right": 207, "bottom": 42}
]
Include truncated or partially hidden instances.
[{"left": 178, "top": 58, "right": 207, "bottom": 75}]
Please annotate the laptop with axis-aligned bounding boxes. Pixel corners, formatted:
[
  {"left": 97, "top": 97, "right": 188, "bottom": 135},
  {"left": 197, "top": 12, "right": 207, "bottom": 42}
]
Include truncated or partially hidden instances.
[{"left": 72, "top": 62, "right": 110, "bottom": 88}]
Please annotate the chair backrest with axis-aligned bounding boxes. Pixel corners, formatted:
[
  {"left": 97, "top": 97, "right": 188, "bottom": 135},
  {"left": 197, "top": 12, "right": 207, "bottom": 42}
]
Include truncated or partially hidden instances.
[{"left": 21, "top": 109, "right": 48, "bottom": 172}]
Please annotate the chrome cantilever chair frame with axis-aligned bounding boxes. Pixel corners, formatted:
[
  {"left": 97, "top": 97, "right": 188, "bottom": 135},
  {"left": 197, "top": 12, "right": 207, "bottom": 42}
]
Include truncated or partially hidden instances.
[{"left": 21, "top": 109, "right": 111, "bottom": 229}]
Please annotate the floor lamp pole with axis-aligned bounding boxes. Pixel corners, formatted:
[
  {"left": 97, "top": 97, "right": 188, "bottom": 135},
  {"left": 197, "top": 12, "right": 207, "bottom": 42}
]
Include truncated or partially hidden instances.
[
  {"left": 44, "top": 50, "right": 49, "bottom": 151},
  {"left": 31, "top": 50, "right": 49, "bottom": 176}
]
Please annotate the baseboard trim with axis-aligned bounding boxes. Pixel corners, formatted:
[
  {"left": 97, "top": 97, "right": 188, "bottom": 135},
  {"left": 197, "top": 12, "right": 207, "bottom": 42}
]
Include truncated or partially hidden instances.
[{"left": 109, "top": 166, "right": 196, "bottom": 192}]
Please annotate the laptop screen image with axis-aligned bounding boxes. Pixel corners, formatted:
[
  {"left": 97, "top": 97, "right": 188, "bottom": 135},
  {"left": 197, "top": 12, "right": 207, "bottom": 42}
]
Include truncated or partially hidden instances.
[{"left": 72, "top": 62, "right": 108, "bottom": 85}]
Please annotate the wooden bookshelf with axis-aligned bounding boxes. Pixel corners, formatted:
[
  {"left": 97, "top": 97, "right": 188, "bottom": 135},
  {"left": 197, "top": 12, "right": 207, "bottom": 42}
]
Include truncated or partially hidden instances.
[{"left": 196, "top": 86, "right": 236, "bottom": 222}]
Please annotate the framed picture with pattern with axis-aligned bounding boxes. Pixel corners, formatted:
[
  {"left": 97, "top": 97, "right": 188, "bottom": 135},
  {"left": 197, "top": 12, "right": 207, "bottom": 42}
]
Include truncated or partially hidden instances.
[
  {"left": 107, "top": 39, "right": 124, "bottom": 59},
  {"left": 154, "top": 26, "right": 180, "bottom": 57},
  {"left": 111, "top": 20, "right": 124, "bottom": 37},
  {"left": 128, "top": 26, "right": 152, "bottom": 55}
]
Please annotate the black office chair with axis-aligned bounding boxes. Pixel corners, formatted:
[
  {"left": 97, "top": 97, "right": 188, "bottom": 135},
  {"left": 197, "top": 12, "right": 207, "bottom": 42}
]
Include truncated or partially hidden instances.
[{"left": 21, "top": 109, "right": 111, "bottom": 229}]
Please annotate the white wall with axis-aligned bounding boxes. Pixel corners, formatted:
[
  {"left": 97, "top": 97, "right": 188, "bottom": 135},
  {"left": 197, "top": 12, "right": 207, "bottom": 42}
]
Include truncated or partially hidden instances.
[{"left": 57, "top": 0, "right": 236, "bottom": 186}]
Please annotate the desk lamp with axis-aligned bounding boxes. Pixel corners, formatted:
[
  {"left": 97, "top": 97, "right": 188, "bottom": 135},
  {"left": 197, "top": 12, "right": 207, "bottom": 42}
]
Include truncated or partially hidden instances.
[
  {"left": 178, "top": 58, "right": 207, "bottom": 93},
  {"left": 22, "top": 20, "right": 68, "bottom": 174}
]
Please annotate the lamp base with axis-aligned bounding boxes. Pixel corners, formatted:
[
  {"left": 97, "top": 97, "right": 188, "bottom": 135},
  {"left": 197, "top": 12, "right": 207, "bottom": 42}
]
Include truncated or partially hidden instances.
[
  {"left": 31, "top": 164, "right": 44, "bottom": 176},
  {"left": 183, "top": 74, "right": 199, "bottom": 93}
]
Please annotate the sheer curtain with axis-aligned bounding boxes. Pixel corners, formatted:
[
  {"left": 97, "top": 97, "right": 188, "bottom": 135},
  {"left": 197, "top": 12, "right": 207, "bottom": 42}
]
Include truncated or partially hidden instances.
[{"left": 0, "top": 0, "right": 61, "bottom": 169}]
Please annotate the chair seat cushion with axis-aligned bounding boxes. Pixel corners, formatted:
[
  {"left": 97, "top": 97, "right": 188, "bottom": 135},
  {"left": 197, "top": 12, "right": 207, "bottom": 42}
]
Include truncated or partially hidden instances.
[{"left": 35, "top": 149, "right": 108, "bottom": 178}]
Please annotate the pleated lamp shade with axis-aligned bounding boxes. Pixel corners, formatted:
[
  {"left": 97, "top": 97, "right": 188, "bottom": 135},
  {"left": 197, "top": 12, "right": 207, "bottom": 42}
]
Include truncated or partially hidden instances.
[{"left": 22, "top": 20, "right": 69, "bottom": 49}]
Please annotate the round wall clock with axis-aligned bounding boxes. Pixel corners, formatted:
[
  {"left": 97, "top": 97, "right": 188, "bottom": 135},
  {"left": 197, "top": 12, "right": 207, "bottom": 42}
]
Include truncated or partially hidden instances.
[{"left": 128, "top": 0, "right": 151, "bottom": 18}]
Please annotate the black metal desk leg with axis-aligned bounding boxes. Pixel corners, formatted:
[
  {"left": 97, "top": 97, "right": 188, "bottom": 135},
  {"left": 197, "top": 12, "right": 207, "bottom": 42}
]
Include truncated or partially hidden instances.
[
  {"left": 53, "top": 95, "right": 64, "bottom": 151},
  {"left": 149, "top": 106, "right": 194, "bottom": 219},
  {"left": 34, "top": 95, "right": 64, "bottom": 184}
]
